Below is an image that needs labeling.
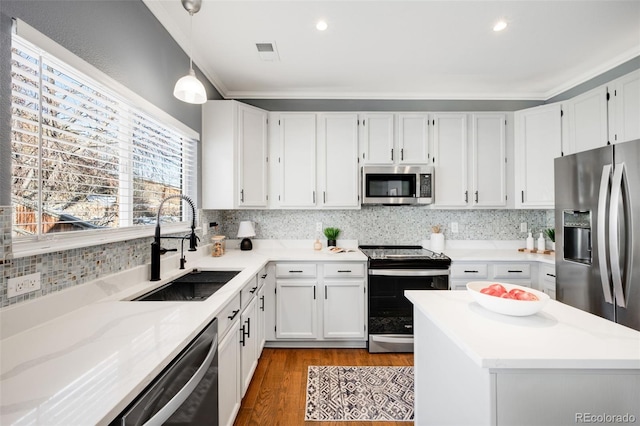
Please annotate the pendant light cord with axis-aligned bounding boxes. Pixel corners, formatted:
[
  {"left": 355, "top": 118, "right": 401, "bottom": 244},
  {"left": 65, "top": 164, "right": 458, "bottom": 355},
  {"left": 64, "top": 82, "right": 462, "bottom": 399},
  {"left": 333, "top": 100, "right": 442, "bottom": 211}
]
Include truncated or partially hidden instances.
[{"left": 189, "top": 11, "right": 194, "bottom": 72}]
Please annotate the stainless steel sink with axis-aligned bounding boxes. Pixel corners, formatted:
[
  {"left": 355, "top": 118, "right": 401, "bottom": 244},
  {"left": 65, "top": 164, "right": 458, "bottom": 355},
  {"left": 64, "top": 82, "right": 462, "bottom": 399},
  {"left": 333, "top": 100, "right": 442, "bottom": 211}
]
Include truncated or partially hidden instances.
[{"left": 134, "top": 270, "right": 240, "bottom": 301}]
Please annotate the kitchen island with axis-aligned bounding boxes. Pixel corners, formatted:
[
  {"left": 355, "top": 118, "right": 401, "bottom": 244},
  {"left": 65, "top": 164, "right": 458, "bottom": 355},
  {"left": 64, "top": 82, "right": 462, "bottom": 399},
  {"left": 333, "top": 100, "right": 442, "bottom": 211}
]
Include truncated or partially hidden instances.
[{"left": 405, "top": 290, "right": 640, "bottom": 426}]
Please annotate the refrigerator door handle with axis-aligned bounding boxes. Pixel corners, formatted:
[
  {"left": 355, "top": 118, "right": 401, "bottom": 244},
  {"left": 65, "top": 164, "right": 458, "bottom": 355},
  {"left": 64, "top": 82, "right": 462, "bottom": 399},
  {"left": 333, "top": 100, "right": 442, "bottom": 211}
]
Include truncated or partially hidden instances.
[
  {"left": 609, "top": 163, "right": 627, "bottom": 308},
  {"left": 597, "top": 164, "right": 614, "bottom": 304}
]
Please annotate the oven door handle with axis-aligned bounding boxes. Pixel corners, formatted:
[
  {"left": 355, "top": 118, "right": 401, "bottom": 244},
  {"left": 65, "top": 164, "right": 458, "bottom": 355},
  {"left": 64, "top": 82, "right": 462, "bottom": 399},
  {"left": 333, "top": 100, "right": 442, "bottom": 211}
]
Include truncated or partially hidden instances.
[
  {"left": 368, "top": 269, "right": 449, "bottom": 277},
  {"left": 370, "top": 335, "right": 415, "bottom": 344}
]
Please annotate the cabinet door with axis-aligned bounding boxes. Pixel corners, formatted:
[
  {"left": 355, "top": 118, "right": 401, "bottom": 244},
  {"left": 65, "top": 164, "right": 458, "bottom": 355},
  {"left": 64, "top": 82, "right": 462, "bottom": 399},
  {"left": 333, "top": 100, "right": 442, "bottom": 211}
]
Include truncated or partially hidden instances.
[
  {"left": 257, "top": 284, "right": 266, "bottom": 356},
  {"left": 323, "top": 280, "right": 365, "bottom": 339},
  {"left": 433, "top": 113, "right": 468, "bottom": 207},
  {"left": 238, "top": 104, "right": 268, "bottom": 207},
  {"left": 318, "top": 113, "right": 360, "bottom": 208},
  {"left": 240, "top": 296, "right": 258, "bottom": 396},
  {"left": 278, "top": 113, "right": 317, "bottom": 207},
  {"left": 398, "top": 113, "right": 430, "bottom": 164},
  {"left": 514, "top": 103, "right": 562, "bottom": 208},
  {"left": 610, "top": 70, "right": 640, "bottom": 144},
  {"left": 361, "top": 113, "right": 394, "bottom": 164},
  {"left": 472, "top": 114, "right": 506, "bottom": 207},
  {"left": 564, "top": 86, "right": 608, "bottom": 154},
  {"left": 219, "top": 320, "right": 241, "bottom": 426},
  {"left": 276, "top": 280, "right": 317, "bottom": 339}
]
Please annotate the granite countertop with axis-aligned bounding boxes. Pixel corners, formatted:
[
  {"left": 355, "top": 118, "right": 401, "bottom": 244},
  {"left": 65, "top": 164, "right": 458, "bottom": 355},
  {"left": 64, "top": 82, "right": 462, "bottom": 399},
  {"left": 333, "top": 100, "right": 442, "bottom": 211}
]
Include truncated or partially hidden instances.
[
  {"left": 0, "top": 241, "right": 366, "bottom": 426},
  {"left": 405, "top": 290, "right": 640, "bottom": 370}
]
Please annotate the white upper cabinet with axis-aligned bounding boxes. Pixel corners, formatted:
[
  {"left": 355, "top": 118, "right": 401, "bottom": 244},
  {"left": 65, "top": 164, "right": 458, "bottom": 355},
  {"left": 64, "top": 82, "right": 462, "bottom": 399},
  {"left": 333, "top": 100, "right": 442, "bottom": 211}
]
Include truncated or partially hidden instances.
[
  {"left": 432, "top": 113, "right": 468, "bottom": 207},
  {"left": 276, "top": 113, "right": 317, "bottom": 208},
  {"left": 397, "top": 113, "right": 430, "bottom": 164},
  {"left": 514, "top": 103, "right": 563, "bottom": 209},
  {"left": 360, "top": 113, "right": 395, "bottom": 164},
  {"left": 472, "top": 113, "right": 507, "bottom": 208},
  {"left": 609, "top": 69, "right": 640, "bottom": 145},
  {"left": 317, "top": 113, "right": 360, "bottom": 208},
  {"left": 202, "top": 100, "right": 268, "bottom": 209},
  {"left": 563, "top": 85, "right": 608, "bottom": 154}
]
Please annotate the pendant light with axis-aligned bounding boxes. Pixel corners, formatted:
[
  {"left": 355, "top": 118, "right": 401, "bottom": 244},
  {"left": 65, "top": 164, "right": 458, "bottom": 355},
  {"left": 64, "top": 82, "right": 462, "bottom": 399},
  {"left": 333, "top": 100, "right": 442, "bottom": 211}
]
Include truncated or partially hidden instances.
[{"left": 173, "top": 0, "right": 207, "bottom": 104}]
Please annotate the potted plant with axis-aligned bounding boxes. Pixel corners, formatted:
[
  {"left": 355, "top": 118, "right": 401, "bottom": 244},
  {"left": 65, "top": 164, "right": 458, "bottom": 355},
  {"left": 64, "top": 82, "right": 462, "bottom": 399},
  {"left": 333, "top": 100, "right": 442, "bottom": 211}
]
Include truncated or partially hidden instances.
[
  {"left": 543, "top": 228, "right": 556, "bottom": 250},
  {"left": 323, "top": 227, "right": 340, "bottom": 247}
]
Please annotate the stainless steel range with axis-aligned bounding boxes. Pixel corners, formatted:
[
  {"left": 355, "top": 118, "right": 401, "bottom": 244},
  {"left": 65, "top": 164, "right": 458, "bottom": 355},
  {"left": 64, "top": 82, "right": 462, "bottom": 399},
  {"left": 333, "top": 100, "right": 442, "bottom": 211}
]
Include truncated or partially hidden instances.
[{"left": 359, "top": 245, "right": 451, "bottom": 353}]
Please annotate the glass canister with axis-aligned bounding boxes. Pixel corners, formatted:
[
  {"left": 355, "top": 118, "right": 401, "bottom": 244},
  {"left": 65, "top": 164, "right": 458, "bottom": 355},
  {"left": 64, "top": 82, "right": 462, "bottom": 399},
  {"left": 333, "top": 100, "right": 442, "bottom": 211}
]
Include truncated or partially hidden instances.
[{"left": 211, "top": 235, "right": 226, "bottom": 257}]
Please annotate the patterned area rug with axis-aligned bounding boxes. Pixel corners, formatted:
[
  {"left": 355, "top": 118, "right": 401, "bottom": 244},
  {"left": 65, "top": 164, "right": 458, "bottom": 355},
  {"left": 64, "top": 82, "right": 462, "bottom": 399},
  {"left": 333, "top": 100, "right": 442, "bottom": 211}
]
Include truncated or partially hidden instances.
[{"left": 305, "top": 366, "right": 414, "bottom": 421}]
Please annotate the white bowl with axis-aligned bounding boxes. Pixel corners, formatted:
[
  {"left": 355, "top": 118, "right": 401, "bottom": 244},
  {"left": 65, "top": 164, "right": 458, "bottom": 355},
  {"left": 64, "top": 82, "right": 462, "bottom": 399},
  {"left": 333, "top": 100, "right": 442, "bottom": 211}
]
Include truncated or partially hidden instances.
[{"left": 466, "top": 281, "right": 550, "bottom": 316}]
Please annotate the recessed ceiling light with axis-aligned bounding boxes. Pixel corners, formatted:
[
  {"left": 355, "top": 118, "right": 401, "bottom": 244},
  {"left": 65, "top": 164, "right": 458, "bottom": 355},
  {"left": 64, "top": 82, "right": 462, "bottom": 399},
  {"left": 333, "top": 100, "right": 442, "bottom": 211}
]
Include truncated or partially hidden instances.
[
  {"left": 316, "top": 20, "right": 328, "bottom": 31},
  {"left": 493, "top": 20, "right": 508, "bottom": 32}
]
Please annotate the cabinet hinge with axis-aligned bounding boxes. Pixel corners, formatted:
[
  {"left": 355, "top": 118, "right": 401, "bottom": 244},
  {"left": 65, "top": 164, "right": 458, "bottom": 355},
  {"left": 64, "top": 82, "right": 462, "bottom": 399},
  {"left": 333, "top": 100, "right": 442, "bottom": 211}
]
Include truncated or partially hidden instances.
[{"left": 278, "top": 119, "right": 281, "bottom": 125}]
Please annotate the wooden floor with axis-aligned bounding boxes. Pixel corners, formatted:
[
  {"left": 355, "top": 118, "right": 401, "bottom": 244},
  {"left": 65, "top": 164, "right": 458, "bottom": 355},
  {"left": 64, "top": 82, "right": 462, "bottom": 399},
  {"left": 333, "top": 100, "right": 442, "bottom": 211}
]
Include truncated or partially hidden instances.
[{"left": 234, "top": 348, "right": 414, "bottom": 426}]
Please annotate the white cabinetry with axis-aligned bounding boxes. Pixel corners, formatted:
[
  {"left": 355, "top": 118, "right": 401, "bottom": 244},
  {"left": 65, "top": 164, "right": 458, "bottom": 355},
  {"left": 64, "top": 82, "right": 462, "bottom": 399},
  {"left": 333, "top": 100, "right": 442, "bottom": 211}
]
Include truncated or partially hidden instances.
[
  {"left": 240, "top": 295, "right": 258, "bottom": 395},
  {"left": 472, "top": 113, "right": 507, "bottom": 207},
  {"left": 539, "top": 263, "right": 556, "bottom": 300},
  {"left": 432, "top": 113, "right": 468, "bottom": 207},
  {"left": 202, "top": 100, "right": 268, "bottom": 209},
  {"left": 360, "top": 113, "right": 395, "bottom": 164},
  {"left": 217, "top": 294, "right": 242, "bottom": 426},
  {"left": 322, "top": 264, "right": 366, "bottom": 339},
  {"left": 564, "top": 86, "right": 608, "bottom": 154},
  {"left": 514, "top": 103, "right": 563, "bottom": 208},
  {"left": 275, "top": 113, "right": 317, "bottom": 207},
  {"left": 275, "top": 264, "right": 318, "bottom": 339},
  {"left": 273, "top": 262, "right": 367, "bottom": 344},
  {"left": 317, "top": 113, "right": 360, "bottom": 208},
  {"left": 609, "top": 69, "right": 640, "bottom": 144},
  {"left": 450, "top": 261, "right": 535, "bottom": 290},
  {"left": 397, "top": 113, "right": 430, "bottom": 164}
]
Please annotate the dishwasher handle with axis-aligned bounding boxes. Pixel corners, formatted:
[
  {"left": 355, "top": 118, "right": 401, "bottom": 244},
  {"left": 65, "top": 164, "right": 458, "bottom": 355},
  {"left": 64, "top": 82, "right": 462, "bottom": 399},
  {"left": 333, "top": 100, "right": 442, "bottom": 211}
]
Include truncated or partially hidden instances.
[{"left": 143, "top": 332, "right": 218, "bottom": 426}]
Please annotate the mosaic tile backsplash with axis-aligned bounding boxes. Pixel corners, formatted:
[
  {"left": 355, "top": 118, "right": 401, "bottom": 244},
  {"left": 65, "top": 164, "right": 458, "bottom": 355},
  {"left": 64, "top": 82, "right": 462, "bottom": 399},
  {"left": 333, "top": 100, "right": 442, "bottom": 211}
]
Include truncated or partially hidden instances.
[{"left": 1, "top": 207, "right": 551, "bottom": 308}]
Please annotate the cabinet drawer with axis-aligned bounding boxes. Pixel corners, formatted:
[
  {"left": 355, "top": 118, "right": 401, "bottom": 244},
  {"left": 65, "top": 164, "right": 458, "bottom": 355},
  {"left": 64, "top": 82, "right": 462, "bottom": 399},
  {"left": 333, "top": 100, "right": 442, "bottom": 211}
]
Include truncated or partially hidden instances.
[
  {"left": 275, "top": 263, "right": 317, "bottom": 278},
  {"left": 493, "top": 264, "right": 531, "bottom": 279},
  {"left": 241, "top": 276, "right": 259, "bottom": 309},
  {"left": 323, "top": 263, "right": 365, "bottom": 278},
  {"left": 451, "top": 263, "right": 488, "bottom": 279},
  {"left": 540, "top": 264, "right": 556, "bottom": 283},
  {"left": 218, "top": 293, "right": 241, "bottom": 339}
]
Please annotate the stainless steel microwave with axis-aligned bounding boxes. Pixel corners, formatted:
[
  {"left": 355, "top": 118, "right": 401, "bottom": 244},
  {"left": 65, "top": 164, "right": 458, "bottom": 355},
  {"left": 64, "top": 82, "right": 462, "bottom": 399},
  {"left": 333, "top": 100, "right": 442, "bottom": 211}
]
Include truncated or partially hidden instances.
[{"left": 361, "top": 165, "right": 434, "bottom": 205}]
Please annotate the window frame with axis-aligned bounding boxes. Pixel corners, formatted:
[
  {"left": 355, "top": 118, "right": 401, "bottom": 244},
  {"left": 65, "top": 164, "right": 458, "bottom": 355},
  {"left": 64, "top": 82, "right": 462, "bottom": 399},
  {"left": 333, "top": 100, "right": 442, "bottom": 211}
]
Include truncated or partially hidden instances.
[{"left": 10, "top": 19, "right": 200, "bottom": 258}]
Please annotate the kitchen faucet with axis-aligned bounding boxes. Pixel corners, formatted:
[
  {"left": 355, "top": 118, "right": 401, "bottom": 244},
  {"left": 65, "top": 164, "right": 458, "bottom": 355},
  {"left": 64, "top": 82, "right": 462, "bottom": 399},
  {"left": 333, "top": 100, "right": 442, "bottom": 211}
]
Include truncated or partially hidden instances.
[{"left": 150, "top": 194, "right": 199, "bottom": 281}]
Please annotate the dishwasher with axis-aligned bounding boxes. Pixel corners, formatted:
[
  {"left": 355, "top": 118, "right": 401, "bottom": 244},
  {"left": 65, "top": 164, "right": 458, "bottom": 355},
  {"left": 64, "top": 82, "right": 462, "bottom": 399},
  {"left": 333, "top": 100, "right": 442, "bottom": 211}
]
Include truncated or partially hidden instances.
[{"left": 110, "top": 318, "right": 219, "bottom": 426}]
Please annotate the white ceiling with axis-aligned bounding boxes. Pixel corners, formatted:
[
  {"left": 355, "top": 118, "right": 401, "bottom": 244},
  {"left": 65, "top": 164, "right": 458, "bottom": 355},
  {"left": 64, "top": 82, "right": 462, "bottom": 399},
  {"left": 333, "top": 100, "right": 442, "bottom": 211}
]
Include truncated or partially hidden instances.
[{"left": 143, "top": 0, "right": 640, "bottom": 100}]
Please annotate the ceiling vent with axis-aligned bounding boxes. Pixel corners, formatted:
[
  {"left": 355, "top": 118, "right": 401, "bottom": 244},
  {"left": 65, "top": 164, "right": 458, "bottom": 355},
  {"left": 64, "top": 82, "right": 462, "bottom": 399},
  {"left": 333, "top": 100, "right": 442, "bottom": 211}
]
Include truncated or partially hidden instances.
[{"left": 256, "top": 42, "right": 280, "bottom": 61}]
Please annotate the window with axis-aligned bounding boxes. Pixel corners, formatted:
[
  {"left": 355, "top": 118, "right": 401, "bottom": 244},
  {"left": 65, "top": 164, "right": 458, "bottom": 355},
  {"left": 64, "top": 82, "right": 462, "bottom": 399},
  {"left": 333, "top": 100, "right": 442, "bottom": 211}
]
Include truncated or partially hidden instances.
[{"left": 10, "top": 34, "right": 198, "bottom": 245}]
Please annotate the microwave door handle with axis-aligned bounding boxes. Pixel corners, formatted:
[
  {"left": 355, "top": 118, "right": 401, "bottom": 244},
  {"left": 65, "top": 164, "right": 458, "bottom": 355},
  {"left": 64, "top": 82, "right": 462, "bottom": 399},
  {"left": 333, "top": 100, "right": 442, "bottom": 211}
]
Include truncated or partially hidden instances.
[
  {"left": 609, "top": 163, "right": 628, "bottom": 308},
  {"left": 143, "top": 333, "right": 218, "bottom": 426},
  {"left": 597, "top": 164, "right": 614, "bottom": 304}
]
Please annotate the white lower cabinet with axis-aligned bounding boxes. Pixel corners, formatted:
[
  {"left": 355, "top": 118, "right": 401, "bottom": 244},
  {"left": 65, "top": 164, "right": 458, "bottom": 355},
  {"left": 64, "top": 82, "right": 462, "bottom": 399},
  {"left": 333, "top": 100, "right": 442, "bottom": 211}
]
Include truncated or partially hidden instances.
[
  {"left": 218, "top": 320, "right": 241, "bottom": 426},
  {"left": 539, "top": 263, "right": 557, "bottom": 299},
  {"left": 240, "top": 296, "right": 258, "bottom": 396},
  {"left": 450, "top": 261, "right": 536, "bottom": 290},
  {"left": 274, "top": 262, "right": 366, "bottom": 343}
]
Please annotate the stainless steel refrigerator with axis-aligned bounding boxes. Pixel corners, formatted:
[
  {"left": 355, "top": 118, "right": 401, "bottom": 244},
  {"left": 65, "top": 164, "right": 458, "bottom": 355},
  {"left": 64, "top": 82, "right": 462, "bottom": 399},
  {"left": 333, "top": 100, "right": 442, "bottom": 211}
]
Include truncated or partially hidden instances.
[{"left": 554, "top": 138, "right": 640, "bottom": 332}]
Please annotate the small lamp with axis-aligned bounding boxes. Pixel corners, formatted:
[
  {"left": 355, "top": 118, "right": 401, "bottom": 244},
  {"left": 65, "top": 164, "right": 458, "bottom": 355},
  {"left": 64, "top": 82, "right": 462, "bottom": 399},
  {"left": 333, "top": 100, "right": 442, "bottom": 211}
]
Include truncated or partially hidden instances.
[{"left": 237, "top": 221, "right": 256, "bottom": 251}]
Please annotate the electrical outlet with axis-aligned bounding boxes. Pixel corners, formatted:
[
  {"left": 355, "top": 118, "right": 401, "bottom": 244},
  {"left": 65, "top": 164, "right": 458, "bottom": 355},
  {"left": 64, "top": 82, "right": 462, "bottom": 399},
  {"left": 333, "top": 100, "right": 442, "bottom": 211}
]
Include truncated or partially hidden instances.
[
  {"left": 316, "top": 222, "right": 322, "bottom": 233},
  {"left": 7, "top": 272, "right": 41, "bottom": 298},
  {"left": 451, "top": 222, "right": 459, "bottom": 233},
  {"left": 520, "top": 222, "right": 528, "bottom": 233}
]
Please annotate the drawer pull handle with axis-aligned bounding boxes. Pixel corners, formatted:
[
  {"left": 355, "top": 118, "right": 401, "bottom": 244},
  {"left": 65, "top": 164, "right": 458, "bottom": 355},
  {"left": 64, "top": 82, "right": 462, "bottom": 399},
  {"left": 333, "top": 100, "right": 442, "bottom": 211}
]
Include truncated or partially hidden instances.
[
  {"left": 261, "top": 274, "right": 268, "bottom": 279},
  {"left": 547, "top": 273, "right": 556, "bottom": 278},
  {"left": 227, "top": 309, "right": 240, "bottom": 320},
  {"left": 464, "top": 270, "right": 479, "bottom": 273},
  {"left": 289, "top": 270, "right": 303, "bottom": 273},
  {"left": 250, "top": 286, "right": 258, "bottom": 294},
  {"left": 337, "top": 270, "right": 352, "bottom": 273},
  {"left": 508, "top": 270, "right": 523, "bottom": 273}
]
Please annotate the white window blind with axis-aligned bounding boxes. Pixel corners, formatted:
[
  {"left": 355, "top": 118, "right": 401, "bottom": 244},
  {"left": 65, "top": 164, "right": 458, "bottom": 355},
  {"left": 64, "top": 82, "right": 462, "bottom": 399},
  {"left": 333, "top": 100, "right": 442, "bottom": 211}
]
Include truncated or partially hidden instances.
[{"left": 10, "top": 34, "right": 198, "bottom": 242}]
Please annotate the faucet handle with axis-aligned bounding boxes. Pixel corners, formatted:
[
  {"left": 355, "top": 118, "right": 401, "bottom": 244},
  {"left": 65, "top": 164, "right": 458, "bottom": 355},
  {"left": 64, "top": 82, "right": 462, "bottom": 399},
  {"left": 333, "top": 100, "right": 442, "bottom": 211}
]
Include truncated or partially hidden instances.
[{"left": 159, "top": 247, "right": 178, "bottom": 255}]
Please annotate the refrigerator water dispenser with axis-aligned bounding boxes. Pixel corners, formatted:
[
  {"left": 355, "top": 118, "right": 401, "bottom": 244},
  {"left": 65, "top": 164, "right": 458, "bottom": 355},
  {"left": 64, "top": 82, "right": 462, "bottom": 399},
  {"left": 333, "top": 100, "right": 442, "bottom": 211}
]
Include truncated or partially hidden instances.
[{"left": 563, "top": 210, "right": 592, "bottom": 265}]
